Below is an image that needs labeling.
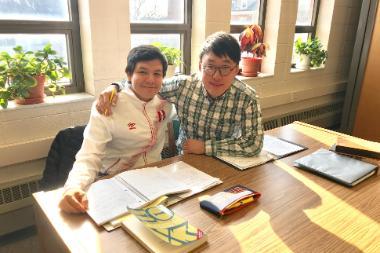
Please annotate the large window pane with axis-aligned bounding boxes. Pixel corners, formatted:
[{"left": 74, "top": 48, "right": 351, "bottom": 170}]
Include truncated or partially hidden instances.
[
  {"left": 130, "top": 0, "right": 184, "bottom": 24},
  {"left": 0, "top": 34, "right": 70, "bottom": 84},
  {"left": 131, "top": 34, "right": 180, "bottom": 50},
  {"left": 231, "top": 0, "right": 260, "bottom": 25},
  {"left": 0, "top": 0, "right": 69, "bottom": 21},
  {"left": 0, "top": 0, "right": 83, "bottom": 93},
  {"left": 131, "top": 34, "right": 181, "bottom": 73},
  {"left": 296, "top": 0, "right": 315, "bottom": 26},
  {"left": 0, "top": 34, "right": 68, "bottom": 63},
  {"left": 292, "top": 33, "right": 309, "bottom": 64}
]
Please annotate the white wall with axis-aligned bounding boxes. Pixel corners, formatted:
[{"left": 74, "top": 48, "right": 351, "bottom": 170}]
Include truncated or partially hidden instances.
[{"left": 191, "top": 0, "right": 360, "bottom": 125}]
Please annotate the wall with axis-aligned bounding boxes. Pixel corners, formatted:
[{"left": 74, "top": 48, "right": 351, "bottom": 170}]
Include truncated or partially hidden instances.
[
  {"left": 352, "top": 1, "right": 380, "bottom": 141},
  {"left": 0, "top": 0, "right": 363, "bottom": 234},
  {"left": 190, "top": 0, "right": 361, "bottom": 127}
]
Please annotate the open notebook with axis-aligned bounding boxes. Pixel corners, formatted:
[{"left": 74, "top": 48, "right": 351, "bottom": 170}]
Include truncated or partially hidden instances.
[
  {"left": 217, "top": 135, "right": 307, "bottom": 170},
  {"left": 86, "top": 161, "right": 222, "bottom": 226}
]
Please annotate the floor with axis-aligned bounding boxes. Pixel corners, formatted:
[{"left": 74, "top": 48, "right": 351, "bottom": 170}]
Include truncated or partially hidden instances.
[{"left": 0, "top": 226, "right": 40, "bottom": 253}]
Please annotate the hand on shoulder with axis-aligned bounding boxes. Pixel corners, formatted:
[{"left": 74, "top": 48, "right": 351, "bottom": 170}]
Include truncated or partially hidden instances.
[{"left": 96, "top": 85, "right": 119, "bottom": 116}]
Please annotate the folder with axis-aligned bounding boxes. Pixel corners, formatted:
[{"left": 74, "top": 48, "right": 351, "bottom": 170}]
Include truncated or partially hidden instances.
[{"left": 216, "top": 135, "right": 307, "bottom": 170}]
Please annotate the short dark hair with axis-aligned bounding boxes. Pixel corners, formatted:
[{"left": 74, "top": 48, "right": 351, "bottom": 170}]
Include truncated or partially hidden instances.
[
  {"left": 125, "top": 45, "right": 168, "bottom": 77},
  {"left": 199, "top": 32, "right": 241, "bottom": 65}
]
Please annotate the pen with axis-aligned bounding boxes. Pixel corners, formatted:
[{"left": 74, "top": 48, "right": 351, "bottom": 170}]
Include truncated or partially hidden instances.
[{"left": 105, "top": 88, "right": 116, "bottom": 115}]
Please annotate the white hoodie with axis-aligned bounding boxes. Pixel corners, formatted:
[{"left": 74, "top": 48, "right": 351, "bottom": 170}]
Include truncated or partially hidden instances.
[{"left": 64, "top": 86, "right": 173, "bottom": 191}]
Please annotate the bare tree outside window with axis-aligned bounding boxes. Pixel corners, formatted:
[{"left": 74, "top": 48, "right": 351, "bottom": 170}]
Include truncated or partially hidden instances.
[
  {"left": 231, "top": 0, "right": 260, "bottom": 25},
  {"left": 130, "top": 0, "right": 191, "bottom": 74},
  {"left": 230, "top": 0, "right": 265, "bottom": 37},
  {"left": 130, "top": 0, "right": 184, "bottom": 23},
  {"left": 296, "top": 0, "right": 315, "bottom": 26},
  {"left": 0, "top": 0, "right": 69, "bottom": 21}
]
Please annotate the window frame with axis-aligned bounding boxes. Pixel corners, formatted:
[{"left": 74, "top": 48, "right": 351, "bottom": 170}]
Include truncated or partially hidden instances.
[
  {"left": 0, "top": 0, "right": 84, "bottom": 94},
  {"left": 130, "top": 0, "right": 192, "bottom": 75},
  {"left": 295, "top": 0, "right": 321, "bottom": 39},
  {"left": 230, "top": 0, "right": 267, "bottom": 34}
]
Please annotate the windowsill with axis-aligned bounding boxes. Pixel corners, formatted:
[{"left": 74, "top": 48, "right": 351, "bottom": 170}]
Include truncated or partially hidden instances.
[
  {"left": 0, "top": 93, "right": 94, "bottom": 112},
  {"left": 290, "top": 66, "right": 325, "bottom": 74},
  {"left": 236, "top": 72, "right": 274, "bottom": 81}
]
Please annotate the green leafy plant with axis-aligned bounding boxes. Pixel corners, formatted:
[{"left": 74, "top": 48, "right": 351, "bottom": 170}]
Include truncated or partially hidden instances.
[
  {"left": 151, "top": 42, "right": 182, "bottom": 66},
  {"left": 0, "top": 43, "right": 70, "bottom": 108},
  {"left": 295, "top": 37, "right": 327, "bottom": 67}
]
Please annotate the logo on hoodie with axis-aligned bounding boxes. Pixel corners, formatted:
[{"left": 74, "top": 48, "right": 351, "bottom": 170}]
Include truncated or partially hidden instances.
[
  {"left": 128, "top": 122, "right": 136, "bottom": 130},
  {"left": 157, "top": 110, "right": 166, "bottom": 122}
]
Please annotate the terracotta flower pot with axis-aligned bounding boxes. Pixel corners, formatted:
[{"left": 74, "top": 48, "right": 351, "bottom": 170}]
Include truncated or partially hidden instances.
[
  {"left": 241, "top": 57, "right": 262, "bottom": 77},
  {"left": 15, "top": 74, "right": 46, "bottom": 105}
]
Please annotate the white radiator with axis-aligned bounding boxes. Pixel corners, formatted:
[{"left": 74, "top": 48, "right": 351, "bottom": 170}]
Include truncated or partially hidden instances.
[{"left": 0, "top": 159, "right": 44, "bottom": 236}]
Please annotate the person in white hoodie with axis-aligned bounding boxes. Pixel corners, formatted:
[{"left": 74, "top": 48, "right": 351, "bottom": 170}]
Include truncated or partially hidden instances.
[{"left": 59, "top": 45, "right": 172, "bottom": 213}]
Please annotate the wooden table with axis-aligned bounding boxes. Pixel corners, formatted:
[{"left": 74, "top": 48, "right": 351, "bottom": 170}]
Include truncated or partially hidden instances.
[{"left": 33, "top": 122, "right": 380, "bottom": 253}]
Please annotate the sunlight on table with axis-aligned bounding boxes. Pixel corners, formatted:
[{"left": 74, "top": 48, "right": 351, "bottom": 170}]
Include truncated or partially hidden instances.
[
  {"left": 275, "top": 160, "right": 380, "bottom": 252},
  {"left": 228, "top": 211, "right": 292, "bottom": 253}
]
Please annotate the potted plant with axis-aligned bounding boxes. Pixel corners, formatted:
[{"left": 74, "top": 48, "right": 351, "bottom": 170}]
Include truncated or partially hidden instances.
[
  {"left": 151, "top": 42, "right": 182, "bottom": 77},
  {"left": 294, "top": 37, "right": 327, "bottom": 70},
  {"left": 0, "top": 43, "right": 70, "bottom": 109},
  {"left": 239, "top": 24, "right": 268, "bottom": 77}
]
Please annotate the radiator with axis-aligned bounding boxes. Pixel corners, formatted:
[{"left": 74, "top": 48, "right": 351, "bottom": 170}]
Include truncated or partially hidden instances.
[
  {"left": 263, "top": 102, "right": 343, "bottom": 130},
  {"left": 0, "top": 159, "right": 44, "bottom": 236}
]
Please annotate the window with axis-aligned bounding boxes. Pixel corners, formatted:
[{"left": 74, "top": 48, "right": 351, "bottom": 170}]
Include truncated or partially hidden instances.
[
  {"left": 129, "top": 0, "right": 192, "bottom": 74},
  {"left": 0, "top": 0, "right": 84, "bottom": 94},
  {"left": 230, "top": 0, "right": 266, "bottom": 34},
  {"left": 295, "top": 0, "right": 320, "bottom": 39},
  {"left": 292, "top": 0, "right": 321, "bottom": 66}
]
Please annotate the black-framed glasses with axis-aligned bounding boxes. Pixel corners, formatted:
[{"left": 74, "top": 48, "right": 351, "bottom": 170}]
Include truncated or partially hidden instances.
[{"left": 202, "top": 64, "right": 237, "bottom": 76}]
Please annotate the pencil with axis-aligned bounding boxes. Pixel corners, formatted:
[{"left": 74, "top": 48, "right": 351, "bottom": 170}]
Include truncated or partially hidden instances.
[{"left": 104, "top": 88, "right": 116, "bottom": 115}]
